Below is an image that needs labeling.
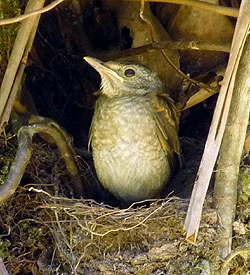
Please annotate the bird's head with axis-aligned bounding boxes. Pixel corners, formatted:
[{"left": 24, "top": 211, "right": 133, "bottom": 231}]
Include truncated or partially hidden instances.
[{"left": 84, "top": 57, "right": 162, "bottom": 97}]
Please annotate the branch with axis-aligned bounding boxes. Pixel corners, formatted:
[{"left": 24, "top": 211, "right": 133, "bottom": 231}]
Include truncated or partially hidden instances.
[
  {"left": 0, "top": 129, "right": 32, "bottom": 205},
  {"left": 123, "top": 0, "right": 239, "bottom": 18},
  {"left": 0, "top": 118, "right": 83, "bottom": 205},
  {"left": 220, "top": 247, "right": 250, "bottom": 275},
  {"left": 104, "top": 41, "right": 231, "bottom": 61}
]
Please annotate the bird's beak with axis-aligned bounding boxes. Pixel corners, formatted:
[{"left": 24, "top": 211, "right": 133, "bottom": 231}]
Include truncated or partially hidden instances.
[{"left": 84, "top": 56, "right": 124, "bottom": 82}]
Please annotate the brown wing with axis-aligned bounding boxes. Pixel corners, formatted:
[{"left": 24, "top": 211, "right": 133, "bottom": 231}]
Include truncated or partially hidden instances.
[{"left": 150, "top": 92, "right": 180, "bottom": 168}]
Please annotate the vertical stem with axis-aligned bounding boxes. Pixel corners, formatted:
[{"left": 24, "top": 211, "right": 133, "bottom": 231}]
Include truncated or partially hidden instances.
[{"left": 214, "top": 36, "right": 250, "bottom": 260}]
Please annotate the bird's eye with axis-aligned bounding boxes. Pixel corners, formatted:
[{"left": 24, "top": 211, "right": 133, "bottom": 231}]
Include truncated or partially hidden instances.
[{"left": 124, "top": 68, "right": 135, "bottom": 77}]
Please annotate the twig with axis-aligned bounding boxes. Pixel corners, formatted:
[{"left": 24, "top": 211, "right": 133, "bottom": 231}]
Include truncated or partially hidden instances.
[
  {"left": 0, "top": 130, "right": 33, "bottom": 205},
  {"left": 0, "top": 0, "right": 46, "bottom": 132},
  {"left": 24, "top": 118, "right": 83, "bottom": 196},
  {"left": 138, "top": 1, "right": 219, "bottom": 103},
  {"left": 182, "top": 75, "right": 222, "bottom": 110},
  {"left": 64, "top": 200, "right": 168, "bottom": 237},
  {"left": 220, "top": 247, "right": 250, "bottom": 275},
  {"left": 0, "top": 118, "right": 83, "bottom": 204},
  {"left": 104, "top": 41, "right": 231, "bottom": 61},
  {"left": 184, "top": 0, "right": 250, "bottom": 244},
  {"left": 123, "top": 0, "right": 238, "bottom": 18},
  {"left": 0, "top": 0, "right": 66, "bottom": 26}
]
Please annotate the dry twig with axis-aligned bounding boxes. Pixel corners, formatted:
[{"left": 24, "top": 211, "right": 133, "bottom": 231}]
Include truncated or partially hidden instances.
[
  {"left": 0, "top": 118, "right": 83, "bottom": 205},
  {"left": 220, "top": 247, "right": 250, "bottom": 275},
  {"left": 124, "top": 0, "right": 238, "bottom": 18}
]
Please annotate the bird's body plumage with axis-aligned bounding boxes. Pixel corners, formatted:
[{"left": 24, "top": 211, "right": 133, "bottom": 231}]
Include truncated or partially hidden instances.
[{"left": 85, "top": 57, "right": 180, "bottom": 204}]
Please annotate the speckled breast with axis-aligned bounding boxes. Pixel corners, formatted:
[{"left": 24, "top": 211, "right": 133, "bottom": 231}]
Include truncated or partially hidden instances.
[{"left": 90, "top": 95, "right": 170, "bottom": 203}]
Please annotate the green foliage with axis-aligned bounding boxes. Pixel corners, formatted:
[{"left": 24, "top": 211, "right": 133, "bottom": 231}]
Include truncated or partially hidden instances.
[
  {"left": 0, "top": 238, "right": 11, "bottom": 258},
  {"left": 0, "top": 158, "right": 11, "bottom": 186},
  {"left": 26, "top": 227, "right": 43, "bottom": 247},
  {"left": 0, "top": 0, "right": 21, "bottom": 59},
  {"left": 239, "top": 174, "right": 250, "bottom": 203}
]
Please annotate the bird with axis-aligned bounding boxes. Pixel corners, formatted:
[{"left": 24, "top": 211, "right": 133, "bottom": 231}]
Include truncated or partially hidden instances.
[{"left": 84, "top": 56, "right": 180, "bottom": 204}]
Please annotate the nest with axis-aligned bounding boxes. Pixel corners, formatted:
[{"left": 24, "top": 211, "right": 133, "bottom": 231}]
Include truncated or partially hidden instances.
[
  {"left": 0, "top": 139, "right": 221, "bottom": 274},
  {"left": 1, "top": 192, "right": 219, "bottom": 274}
]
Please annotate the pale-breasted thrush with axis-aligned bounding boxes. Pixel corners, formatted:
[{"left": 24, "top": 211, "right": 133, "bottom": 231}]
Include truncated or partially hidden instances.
[{"left": 84, "top": 57, "right": 180, "bottom": 204}]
